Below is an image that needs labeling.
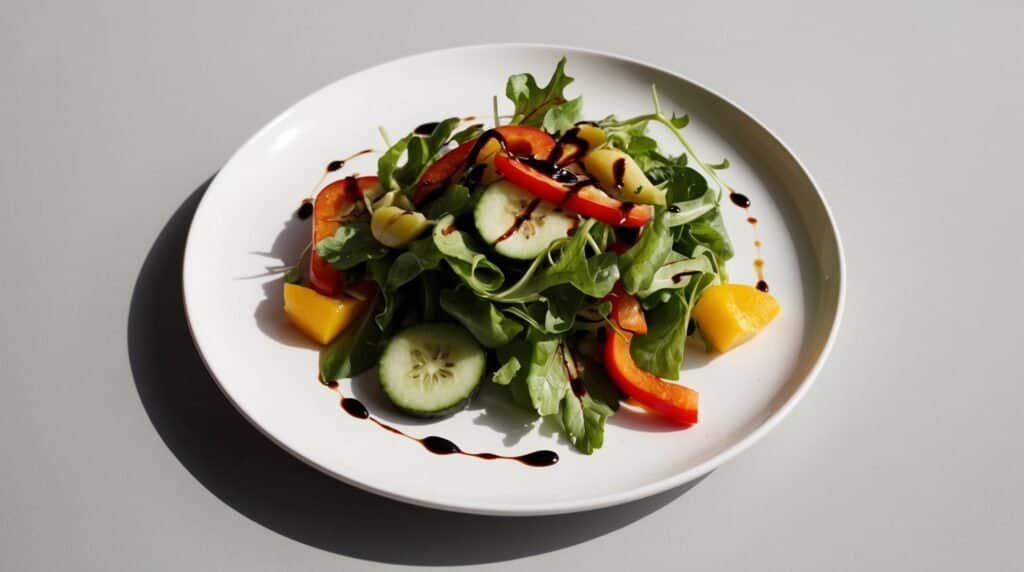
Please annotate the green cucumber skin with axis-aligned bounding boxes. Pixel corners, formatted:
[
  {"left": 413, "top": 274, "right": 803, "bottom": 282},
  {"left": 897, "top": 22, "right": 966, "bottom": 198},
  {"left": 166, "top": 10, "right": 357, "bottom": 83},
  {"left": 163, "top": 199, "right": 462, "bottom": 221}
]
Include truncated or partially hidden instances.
[{"left": 377, "top": 323, "right": 485, "bottom": 418}]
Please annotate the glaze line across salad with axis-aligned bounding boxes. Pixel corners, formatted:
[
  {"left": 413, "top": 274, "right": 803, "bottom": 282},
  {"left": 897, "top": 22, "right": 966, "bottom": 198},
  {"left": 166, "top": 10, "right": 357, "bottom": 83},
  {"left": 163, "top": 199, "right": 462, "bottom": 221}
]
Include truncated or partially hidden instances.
[{"left": 280, "top": 58, "right": 780, "bottom": 457}]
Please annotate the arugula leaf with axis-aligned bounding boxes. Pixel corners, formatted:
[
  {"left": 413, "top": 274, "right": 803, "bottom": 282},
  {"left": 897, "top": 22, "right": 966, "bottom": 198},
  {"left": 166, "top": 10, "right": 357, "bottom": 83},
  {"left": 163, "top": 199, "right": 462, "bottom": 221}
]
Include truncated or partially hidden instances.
[
  {"left": 494, "top": 337, "right": 568, "bottom": 416},
  {"left": 541, "top": 96, "right": 583, "bottom": 135},
  {"left": 315, "top": 219, "right": 388, "bottom": 270},
  {"left": 663, "top": 165, "right": 709, "bottom": 203},
  {"left": 602, "top": 116, "right": 648, "bottom": 149},
  {"left": 506, "top": 57, "right": 576, "bottom": 128},
  {"left": 377, "top": 134, "right": 412, "bottom": 192},
  {"left": 386, "top": 237, "right": 443, "bottom": 291},
  {"left": 418, "top": 271, "right": 441, "bottom": 322},
  {"left": 282, "top": 265, "right": 303, "bottom": 284},
  {"left": 492, "top": 357, "right": 521, "bottom": 386},
  {"left": 503, "top": 285, "right": 585, "bottom": 335},
  {"left": 630, "top": 291, "right": 689, "bottom": 380},
  {"left": 432, "top": 215, "right": 505, "bottom": 292},
  {"left": 619, "top": 207, "right": 672, "bottom": 295},
  {"left": 424, "top": 184, "right": 473, "bottom": 219},
  {"left": 440, "top": 287, "right": 524, "bottom": 348},
  {"left": 669, "top": 113, "right": 690, "bottom": 129},
  {"left": 634, "top": 251, "right": 715, "bottom": 298},
  {"left": 666, "top": 188, "right": 718, "bottom": 227},
  {"left": 588, "top": 220, "right": 613, "bottom": 252},
  {"left": 378, "top": 117, "right": 461, "bottom": 191},
  {"left": 632, "top": 272, "right": 716, "bottom": 379},
  {"left": 578, "top": 354, "right": 622, "bottom": 410},
  {"left": 451, "top": 123, "right": 484, "bottom": 145},
  {"left": 367, "top": 256, "right": 403, "bottom": 330},
  {"left": 560, "top": 391, "right": 613, "bottom": 454},
  {"left": 672, "top": 207, "right": 735, "bottom": 261},
  {"left": 489, "top": 220, "right": 619, "bottom": 303},
  {"left": 319, "top": 297, "right": 389, "bottom": 381}
]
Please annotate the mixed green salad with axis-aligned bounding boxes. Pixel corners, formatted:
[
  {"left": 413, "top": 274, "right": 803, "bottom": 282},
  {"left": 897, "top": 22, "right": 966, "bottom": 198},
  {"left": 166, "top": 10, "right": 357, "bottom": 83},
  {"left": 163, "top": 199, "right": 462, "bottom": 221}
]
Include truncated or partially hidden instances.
[{"left": 281, "top": 58, "right": 780, "bottom": 454}]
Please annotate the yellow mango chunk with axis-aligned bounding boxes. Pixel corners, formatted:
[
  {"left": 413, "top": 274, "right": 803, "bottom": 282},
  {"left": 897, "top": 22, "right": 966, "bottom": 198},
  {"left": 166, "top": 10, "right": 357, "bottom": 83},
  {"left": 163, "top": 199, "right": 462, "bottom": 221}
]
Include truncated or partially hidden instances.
[
  {"left": 692, "top": 284, "right": 780, "bottom": 353},
  {"left": 283, "top": 283, "right": 367, "bottom": 345}
]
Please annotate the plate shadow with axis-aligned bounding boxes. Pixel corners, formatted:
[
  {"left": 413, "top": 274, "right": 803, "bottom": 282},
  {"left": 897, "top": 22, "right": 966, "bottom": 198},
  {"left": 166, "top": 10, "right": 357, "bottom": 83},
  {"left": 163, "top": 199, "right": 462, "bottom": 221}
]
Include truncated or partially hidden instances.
[{"left": 126, "top": 177, "right": 706, "bottom": 566}]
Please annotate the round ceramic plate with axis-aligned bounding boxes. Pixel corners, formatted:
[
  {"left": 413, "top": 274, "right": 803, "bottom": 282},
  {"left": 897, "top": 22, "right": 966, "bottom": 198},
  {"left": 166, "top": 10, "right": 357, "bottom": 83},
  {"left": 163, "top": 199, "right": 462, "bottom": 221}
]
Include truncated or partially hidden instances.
[{"left": 183, "top": 44, "right": 844, "bottom": 516}]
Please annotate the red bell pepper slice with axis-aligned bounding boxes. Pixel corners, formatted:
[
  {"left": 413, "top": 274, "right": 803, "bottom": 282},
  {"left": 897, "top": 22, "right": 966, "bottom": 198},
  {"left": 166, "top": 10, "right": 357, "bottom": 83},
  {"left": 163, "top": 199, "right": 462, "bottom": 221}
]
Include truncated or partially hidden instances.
[
  {"left": 494, "top": 154, "right": 653, "bottom": 228},
  {"left": 413, "top": 125, "right": 555, "bottom": 205},
  {"left": 309, "top": 176, "right": 380, "bottom": 297},
  {"left": 604, "top": 285, "right": 699, "bottom": 425}
]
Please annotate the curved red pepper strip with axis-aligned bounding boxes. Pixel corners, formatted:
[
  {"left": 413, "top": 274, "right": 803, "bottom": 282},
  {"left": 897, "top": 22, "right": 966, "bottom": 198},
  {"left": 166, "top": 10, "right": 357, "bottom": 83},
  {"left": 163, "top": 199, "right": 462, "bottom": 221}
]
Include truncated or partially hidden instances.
[{"left": 604, "top": 285, "right": 699, "bottom": 425}]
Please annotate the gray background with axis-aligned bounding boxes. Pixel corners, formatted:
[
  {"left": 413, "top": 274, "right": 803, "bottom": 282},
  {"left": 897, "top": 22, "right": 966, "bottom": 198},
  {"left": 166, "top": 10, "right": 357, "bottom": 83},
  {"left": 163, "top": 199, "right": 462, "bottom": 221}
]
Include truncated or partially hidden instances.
[{"left": 2, "top": 0, "right": 1021, "bottom": 570}]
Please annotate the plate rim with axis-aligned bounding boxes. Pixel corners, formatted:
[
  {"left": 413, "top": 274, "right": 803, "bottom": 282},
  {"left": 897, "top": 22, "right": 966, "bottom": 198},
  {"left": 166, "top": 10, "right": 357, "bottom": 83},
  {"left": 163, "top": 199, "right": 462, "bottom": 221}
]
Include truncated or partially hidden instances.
[{"left": 182, "top": 42, "right": 847, "bottom": 516}]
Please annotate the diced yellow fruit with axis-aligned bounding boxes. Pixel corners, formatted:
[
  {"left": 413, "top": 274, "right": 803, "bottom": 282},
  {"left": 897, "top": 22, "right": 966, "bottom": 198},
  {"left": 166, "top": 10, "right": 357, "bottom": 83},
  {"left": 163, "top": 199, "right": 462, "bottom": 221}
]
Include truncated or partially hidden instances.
[
  {"left": 692, "top": 284, "right": 780, "bottom": 352},
  {"left": 283, "top": 283, "right": 367, "bottom": 345},
  {"left": 581, "top": 148, "right": 666, "bottom": 205}
]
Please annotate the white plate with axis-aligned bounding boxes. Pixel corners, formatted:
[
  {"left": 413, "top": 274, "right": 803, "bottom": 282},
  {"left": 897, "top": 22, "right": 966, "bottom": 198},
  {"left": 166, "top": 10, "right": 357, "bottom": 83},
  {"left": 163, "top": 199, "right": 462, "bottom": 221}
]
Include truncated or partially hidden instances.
[{"left": 183, "top": 44, "right": 844, "bottom": 516}]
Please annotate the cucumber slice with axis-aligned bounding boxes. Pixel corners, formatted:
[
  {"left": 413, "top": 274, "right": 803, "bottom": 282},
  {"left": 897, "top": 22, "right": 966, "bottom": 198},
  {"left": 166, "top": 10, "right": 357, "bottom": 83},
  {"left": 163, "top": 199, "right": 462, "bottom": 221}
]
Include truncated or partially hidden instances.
[
  {"left": 378, "top": 323, "right": 485, "bottom": 417},
  {"left": 474, "top": 180, "right": 579, "bottom": 260}
]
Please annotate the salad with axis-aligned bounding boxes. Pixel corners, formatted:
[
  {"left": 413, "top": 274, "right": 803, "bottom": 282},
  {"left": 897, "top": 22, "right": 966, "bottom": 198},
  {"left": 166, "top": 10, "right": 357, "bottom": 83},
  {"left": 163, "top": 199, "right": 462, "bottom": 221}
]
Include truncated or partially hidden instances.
[{"left": 281, "top": 59, "right": 780, "bottom": 455}]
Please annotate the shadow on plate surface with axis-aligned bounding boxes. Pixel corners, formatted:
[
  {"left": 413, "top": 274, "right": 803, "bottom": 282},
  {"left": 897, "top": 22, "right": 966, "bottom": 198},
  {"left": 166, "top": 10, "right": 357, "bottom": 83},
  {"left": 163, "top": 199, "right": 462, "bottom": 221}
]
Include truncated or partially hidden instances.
[{"left": 126, "top": 176, "right": 706, "bottom": 565}]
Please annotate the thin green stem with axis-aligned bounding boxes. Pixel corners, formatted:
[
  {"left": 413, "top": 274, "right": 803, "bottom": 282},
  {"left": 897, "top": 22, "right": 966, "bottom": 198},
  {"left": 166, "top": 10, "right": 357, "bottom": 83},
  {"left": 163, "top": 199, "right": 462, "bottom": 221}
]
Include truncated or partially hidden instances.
[
  {"left": 650, "top": 84, "right": 663, "bottom": 115},
  {"left": 602, "top": 87, "right": 732, "bottom": 201},
  {"left": 378, "top": 126, "right": 392, "bottom": 148},
  {"left": 492, "top": 95, "right": 500, "bottom": 128}
]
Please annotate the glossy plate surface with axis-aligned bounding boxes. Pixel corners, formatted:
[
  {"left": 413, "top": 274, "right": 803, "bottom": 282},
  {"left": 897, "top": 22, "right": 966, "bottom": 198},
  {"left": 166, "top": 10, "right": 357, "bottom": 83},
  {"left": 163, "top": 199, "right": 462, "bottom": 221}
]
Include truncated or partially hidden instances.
[{"left": 183, "top": 44, "right": 844, "bottom": 516}]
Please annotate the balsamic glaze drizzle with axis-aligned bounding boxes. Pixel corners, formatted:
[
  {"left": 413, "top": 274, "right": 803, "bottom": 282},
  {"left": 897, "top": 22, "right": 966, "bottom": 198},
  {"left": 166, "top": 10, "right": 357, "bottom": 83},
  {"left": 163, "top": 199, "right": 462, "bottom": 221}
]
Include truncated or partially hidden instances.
[
  {"left": 729, "top": 192, "right": 751, "bottom": 208},
  {"left": 493, "top": 198, "right": 542, "bottom": 244},
  {"left": 332, "top": 391, "right": 558, "bottom": 467}
]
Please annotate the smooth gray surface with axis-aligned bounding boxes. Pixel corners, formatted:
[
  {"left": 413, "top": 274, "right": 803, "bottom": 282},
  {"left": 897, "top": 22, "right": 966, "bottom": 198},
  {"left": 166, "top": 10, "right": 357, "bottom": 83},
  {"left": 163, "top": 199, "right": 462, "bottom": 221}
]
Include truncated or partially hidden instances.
[{"left": 2, "top": 1, "right": 1021, "bottom": 570}]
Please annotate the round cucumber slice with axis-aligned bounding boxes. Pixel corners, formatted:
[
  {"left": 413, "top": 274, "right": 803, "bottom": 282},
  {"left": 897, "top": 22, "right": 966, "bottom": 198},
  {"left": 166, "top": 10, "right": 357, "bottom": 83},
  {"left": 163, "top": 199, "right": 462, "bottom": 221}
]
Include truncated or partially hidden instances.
[
  {"left": 378, "top": 323, "right": 485, "bottom": 417},
  {"left": 474, "top": 180, "right": 579, "bottom": 260}
]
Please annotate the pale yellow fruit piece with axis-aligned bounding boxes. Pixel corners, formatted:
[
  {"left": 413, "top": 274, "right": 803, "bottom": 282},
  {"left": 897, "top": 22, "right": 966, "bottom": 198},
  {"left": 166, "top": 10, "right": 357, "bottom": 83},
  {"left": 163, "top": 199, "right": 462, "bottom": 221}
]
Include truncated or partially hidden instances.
[
  {"left": 574, "top": 124, "right": 607, "bottom": 148},
  {"left": 371, "top": 206, "right": 429, "bottom": 248},
  {"left": 582, "top": 148, "right": 666, "bottom": 205}
]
